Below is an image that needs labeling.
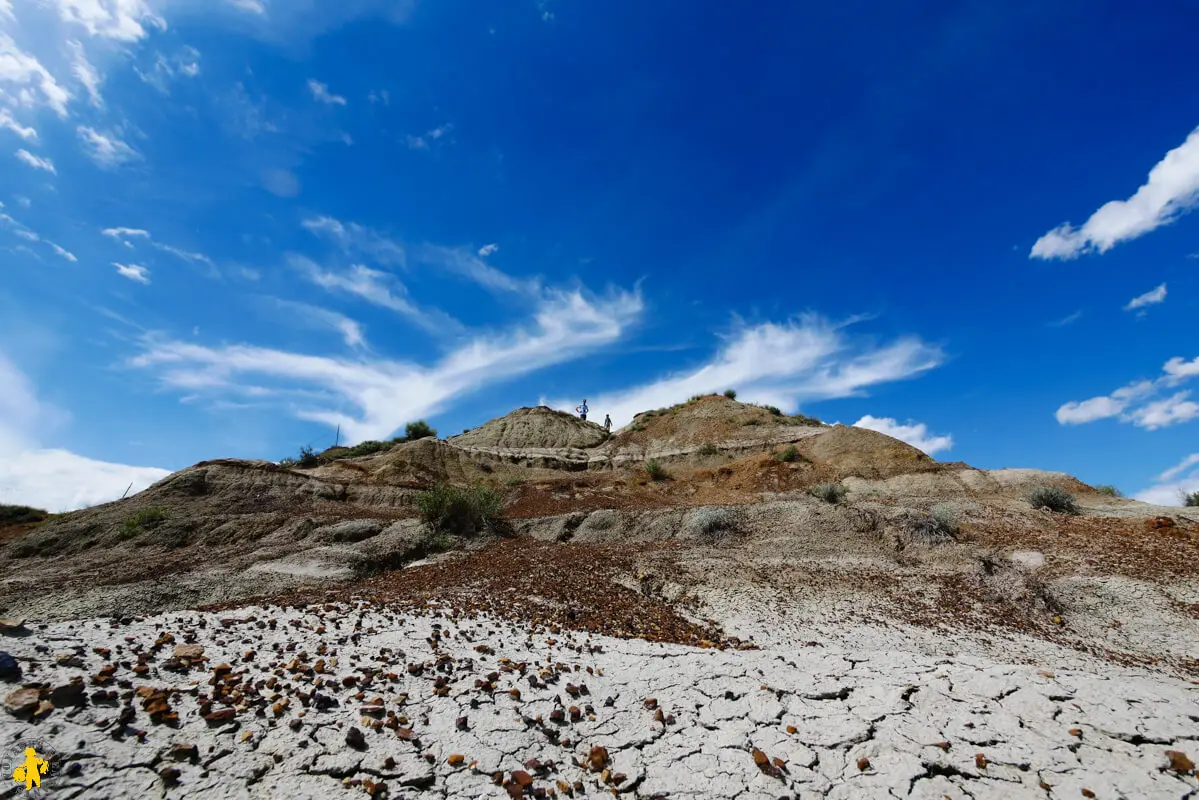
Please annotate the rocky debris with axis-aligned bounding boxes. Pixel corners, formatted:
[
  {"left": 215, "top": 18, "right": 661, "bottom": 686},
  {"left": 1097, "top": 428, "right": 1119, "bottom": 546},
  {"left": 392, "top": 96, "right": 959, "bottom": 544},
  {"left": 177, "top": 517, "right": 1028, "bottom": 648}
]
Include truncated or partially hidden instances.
[
  {"left": 0, "top": 617, "right": 27, "bottom": 634},
  {"left": 0, "top": 603, "right": 1196, "bottom": 799},
  {"left": 0, "top": 650, "right": 20, "bottom": 681}
]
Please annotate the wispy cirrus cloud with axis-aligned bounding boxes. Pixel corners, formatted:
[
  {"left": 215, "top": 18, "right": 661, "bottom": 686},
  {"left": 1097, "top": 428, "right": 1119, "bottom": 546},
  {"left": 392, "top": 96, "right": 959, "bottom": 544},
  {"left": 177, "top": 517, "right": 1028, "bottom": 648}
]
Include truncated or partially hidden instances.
[
  {"left": 0, "top": 109, "right": 37, "bottom": 141},
  {"left": 49, "top": 0, "right": 166, "bottom": 42},
  {"left": 1048, "top": 310, "right": 1083, "bottom": 328},
  {"left": 478, "top": 243, "right": 499, "bottom": 257},
  {"left": 287, "top": 254, "right": 459, "bottom": 336},
  {"left": 67, "top": 39, "right": 103, "bottom": 107},
  {"left": 15, "top": 149, "right": 55, "bottom": 173},
  {"left": 114, "top": 262, "right": 150, "bottom": 284},
  {"left": 266, "top": 298, "right": 366, "bottom": 348},
  {"left": 129, "top": 286, "right": 644, "bottom": 443},
  {"left": 1031, "top": 125, "right": 1199, "bottom": 259},
  {"left": 101, "top": 226, "right": 215, "bottom": 271},
  {"left": 77, "top": 126, "right": 139, "bottom": 168},
  {"left": 1124, "top": 282, "right": 1166, "bottom": 312},
  {"left": 1, "top": 212, "right": 75, "bottom": 261},
  {"left": 853, "top": 414, "right": 953, "bottom": 456},
  {"left": 405, "top": 124, "right": 451, "bottom": 151},
  {"left": 307, "top": 79, "right": 346, "bottom": 106},
  {"left": 1056, "top": 356, "right": 1199, "bottom": 430},
  {"left": 301, "top": 215, "right": 405, "bottom": 266},
  {"left": 551, "top": 315, "right": 944, "bottom": 429}
]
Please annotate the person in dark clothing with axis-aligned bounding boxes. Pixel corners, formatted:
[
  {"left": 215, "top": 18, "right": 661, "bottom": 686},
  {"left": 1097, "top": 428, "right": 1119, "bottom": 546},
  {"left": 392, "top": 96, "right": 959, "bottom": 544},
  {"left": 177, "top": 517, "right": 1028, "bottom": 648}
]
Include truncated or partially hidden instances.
[
  {"left": 575, "top": 399, "right": 589, "bottom": 420},
  {"left": 603, "top": 414, "right": 612, "bottom": 432}
]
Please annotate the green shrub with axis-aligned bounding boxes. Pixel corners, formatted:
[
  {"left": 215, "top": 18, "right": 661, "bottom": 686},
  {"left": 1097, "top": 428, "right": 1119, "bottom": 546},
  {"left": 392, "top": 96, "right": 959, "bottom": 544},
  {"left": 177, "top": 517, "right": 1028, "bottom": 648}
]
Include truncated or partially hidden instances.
[
  {"left": 723, "top": 389, "right": 737, "bottom": 399},
  {"left": 787, "top": 413, "right": 824, "bottom": 426},
  {"left": 340, "top": 440, "right": 393, "bottom": 459},
  {"left": 930, "top": 503, "right": 960, "bottom": 536},
  {"left": 763, "top": 405, "right": 783, "bottom": 416},
  {"left": 696, "top": 442, "right": 719, "bottom": 457},
  {"left": 645, "top": 459, "right": 669, "bottom": 481},
  {"left": 120, "top": 507, "right": 168, "bottom": 540},
  {"left": 0, "top": 505, "right": 49, "bottom": 526},
  {"left": 809, "top": 483, "right": 847, "bottom": 504},
  {"left": 404, "top": 420, "right": 437, "bottom": 441},
  {"left": 689, "top": 394, "right": 705, "bottom": 403},
  {"left": 774, "top": 445, "right": 800, "bottom": 463},
  {"left": 1093, "top": 485, "right": 1122, "bottom": 497},
  {"left": 1028, "top": 486, "right": 1079, "bottom": 515},
  {"left": 1183, "top": 490, "right": 1199, "bottom": 507},
  {"left": 416, "top": 484, "right": 503, "bottom": 537}
]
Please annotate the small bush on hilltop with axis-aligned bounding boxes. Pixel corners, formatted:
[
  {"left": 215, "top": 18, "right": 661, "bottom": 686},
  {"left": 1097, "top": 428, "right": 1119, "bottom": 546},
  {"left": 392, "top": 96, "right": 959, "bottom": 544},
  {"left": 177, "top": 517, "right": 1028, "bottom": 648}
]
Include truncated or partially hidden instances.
[
  {"left": 1028, "top": 486, "right": 1080, "bottom": 515},
  {"left": 402, "top": 420, "right": 437, "bottom": 441},
  {"left": 723, "top": 388, "right": 737, "bottom": 399},
  {"left": 645, "top": 459, "right": 669, "bottom": 481},
  {"left": 691, "top": 507, "right": 739, "bottom": 541},
  {"left": 416, "top": 484, "right": 503, "bottom": 538},
  {"left": 1093, "top": 485, "right": 1122, "bottom": 497},
  {"left": 809, "top": 483, "right": 847, "bottom": 504},
  {"left": 1183, "top": 490, "right": 1199, "bottom": 507},
  {"left": 0, "top": 505, "right": 49, "bottom": 526},
  {"left": 696, "top": 442, "right": 719, "bottom": 457}
]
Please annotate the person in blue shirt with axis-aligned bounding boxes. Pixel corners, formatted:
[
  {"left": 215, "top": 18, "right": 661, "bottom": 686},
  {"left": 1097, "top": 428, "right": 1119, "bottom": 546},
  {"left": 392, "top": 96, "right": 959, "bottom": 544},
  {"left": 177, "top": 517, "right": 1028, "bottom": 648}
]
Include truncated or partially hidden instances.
[{"left": 575, "top": 399, "right": 589, "bottom": 420}]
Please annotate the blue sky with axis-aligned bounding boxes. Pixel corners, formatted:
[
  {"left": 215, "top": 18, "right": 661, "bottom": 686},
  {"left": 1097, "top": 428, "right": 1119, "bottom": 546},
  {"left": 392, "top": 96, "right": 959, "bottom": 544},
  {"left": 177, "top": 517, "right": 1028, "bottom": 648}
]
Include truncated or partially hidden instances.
[{"left": 1, "top": 0, "right": 1197, "bottom": 512}]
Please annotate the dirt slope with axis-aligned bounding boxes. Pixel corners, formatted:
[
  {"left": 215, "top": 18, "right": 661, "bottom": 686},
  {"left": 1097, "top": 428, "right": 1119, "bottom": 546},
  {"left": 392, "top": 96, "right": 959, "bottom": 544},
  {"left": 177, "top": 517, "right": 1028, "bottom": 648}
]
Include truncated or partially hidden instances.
[{"left": 450, "top": 406, "right": 608, "bottom": 449}]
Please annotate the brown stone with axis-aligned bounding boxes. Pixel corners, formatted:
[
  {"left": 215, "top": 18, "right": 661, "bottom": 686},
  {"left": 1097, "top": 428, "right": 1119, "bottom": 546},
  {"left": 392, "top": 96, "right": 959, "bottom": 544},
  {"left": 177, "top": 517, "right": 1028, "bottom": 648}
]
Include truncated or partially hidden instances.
[
  {"left": 160, "top": 766, "right": 181, "bottom": 786},
  {"left": 448, "top": 754, "right": 465, "bottom": 767},
  {"left": 173, "top": 644, "right": 204, "bottom": 661},
  {"left": 1165, "top": 751, "right": 1195, "bottom": 773},
  {"left": 857, "top": 757, "right": 870, "bottom": 771},
  {"left": 587, "top": 746, "right": 608, "bottom": 772},
  {"left": 975, "top": 753, "right": 988, "bottom": 770},
  {"left": 786, "top": 725, "right": 797, "bottom": 734},
  {"left": 168, "top": 743, "right": 198, "bottom": 762},
  {"left": 203, "top": 708, "right": 236, "bottom": 725},
  {"left": 3, "top": 687, "right": 40, "bottom": 718},
  {"left": 1081, "top": 791, "right": 1095, "bottom": 799},
  {"left": 346, "top": 726, "right": 366, "bottom": 750},
  {"left": 512, "top": 770, "right": 534, "bottom": 788},
  {"left": 752, "top": 749, "right": 769, "bottom": 769},
  {"left": 50, "top": 678, "right": 86, "bottom": 707},
  {"left": 1069, "top": 728, "right": 1083, "bottom": 738}
]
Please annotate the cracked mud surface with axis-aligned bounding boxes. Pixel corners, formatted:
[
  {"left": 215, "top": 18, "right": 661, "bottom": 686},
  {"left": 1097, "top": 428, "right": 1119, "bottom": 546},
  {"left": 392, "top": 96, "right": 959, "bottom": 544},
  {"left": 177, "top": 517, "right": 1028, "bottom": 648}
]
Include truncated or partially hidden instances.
[{"left": 3, "top": 604, "right": 1198, "bottom": 799}]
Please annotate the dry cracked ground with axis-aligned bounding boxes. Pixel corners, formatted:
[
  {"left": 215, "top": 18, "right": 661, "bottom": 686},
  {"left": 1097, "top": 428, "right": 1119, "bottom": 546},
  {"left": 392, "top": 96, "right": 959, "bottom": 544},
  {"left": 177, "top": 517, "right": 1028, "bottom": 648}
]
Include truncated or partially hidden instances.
[{"left": 1, "top": 603, "right": 1197, "bottom": 800}]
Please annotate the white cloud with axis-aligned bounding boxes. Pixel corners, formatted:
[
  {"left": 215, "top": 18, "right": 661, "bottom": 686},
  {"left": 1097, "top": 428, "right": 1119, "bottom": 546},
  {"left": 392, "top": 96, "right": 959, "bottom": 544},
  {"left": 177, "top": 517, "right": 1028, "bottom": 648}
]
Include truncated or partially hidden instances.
[
  {"left": 307, "top": 79, "right": 346, "bottom": 106},
  {"left": 478, "top": 243, "right": 499, "bottom": 257},
  {"left": 417, "top": 244, "right": 540, "bottom": 296},
  {"left": 405, "top": 124, "right": 451, "bottom": 151},
  {"left": 0, "top": 109, "right": 37, "bottom": 141},
  {"left": 48, "top": 241, "right": 77, "bottom": 261},
  {"left": 301, "top": 215, "right": 405, "bottom": 266},
  {"left": 0, "top": 351, "right": 169, "bottom": 512},
  {"left": 261, "top": 168, "right": 301, "bottom": 198},
  {"left": 367, "top": 89, "right": 389, "bottom": 105},
  {"left": 67, "top": 39, "right": 103, "bottom": 107},
  {"left": 224, "top": 0, "right": 265, "bottom": 13},
  {"left": 270, "top": 299, "right": 366, "bottom": 348},
  {"left": 1157, "top": 453, "right": 1199, "bottom": 483},
  {"left": 1124, "top": 282, "right": 1166, "bottom": 311},
  {"left": 137, "top": 47, "right": 201, "bottom": 93},
  {"left": 0, "top": 0, "right": 12, "bottom": 21},
  {"left": 77, "top": 126, "right": 139, "bottom": 167},
  {"left": 1125, "top": 392, "right": 1199, "bottom": 431},
  {"left": 14, "top": 148, "right": 55, "bottom": 173},
  {"left": 1031, "top": 125, "right": 1199, "bottom": 259},
  {"left": 1133, "top": 452, "right": 1199, "bottom": 507},
  {"left": 550, "top": 315, "right": 944, "bottom": 429},
  {"left": 1048, "top": 310, "right": 1082, "bottom": 327},
  {"left": 114, "top": 262, "right": 150, "bottom": 283},
  {"left": 130, "top": 286, "right": 644, "bottom": 443},
  {"left": 101, "top": 226, "right": 151, "bottom": 243},
  {"left": 1057, "top": 358, "right": 1199, "bottom": 430},
  {"left": 50, "top": 0, "right": 167, "bottom": 42},
  {"left": 0, "top": 33, "right": 72, "bottom": 118},
  {"left": 853, "top": 415, "right": 954, "bottom": 455},
  {"left": 101, "top": 225, "right": 213, "bottom": 268},
  {"left": 288, "top": 254, "right": 456, "bottom": 336},
  {"left": 1163, "top": 356, "right": 1199, "bottom": 384}
]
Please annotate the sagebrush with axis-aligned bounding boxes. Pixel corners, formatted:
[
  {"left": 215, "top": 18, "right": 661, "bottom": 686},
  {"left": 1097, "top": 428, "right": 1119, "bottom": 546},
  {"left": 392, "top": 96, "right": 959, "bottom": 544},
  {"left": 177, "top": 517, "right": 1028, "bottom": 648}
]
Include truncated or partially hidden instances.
[
  {"left": 416, "top": 484, "right": 504, "bottom": 538},
  {"left": 774, "top": 445, "right": 801, "bottom": 463},
  {"left": 1183, "top": 490, "right": 1199, "bottom": 507},
  {"left": 809, "top": 483, "right": 847, "bottom": 504},
  {"left": 690, "top": 507, "right": 739, "bottom": 541},
  {"left": 1093, "top": 485, "right": 1122, "bottom": 497},
  {"left": 645, "top": 459, "right": 669, "bottom": 481},
  {"left": 1028, "top": 486, "right": 1079, "bottom": 515}
]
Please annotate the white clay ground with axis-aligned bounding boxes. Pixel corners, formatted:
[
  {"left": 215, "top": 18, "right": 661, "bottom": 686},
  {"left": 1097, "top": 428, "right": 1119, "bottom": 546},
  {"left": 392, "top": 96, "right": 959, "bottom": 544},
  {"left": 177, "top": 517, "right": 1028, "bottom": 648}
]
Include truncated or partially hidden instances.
[{"left": 2, "top": 602, "right": 1198, "bottom": 800}]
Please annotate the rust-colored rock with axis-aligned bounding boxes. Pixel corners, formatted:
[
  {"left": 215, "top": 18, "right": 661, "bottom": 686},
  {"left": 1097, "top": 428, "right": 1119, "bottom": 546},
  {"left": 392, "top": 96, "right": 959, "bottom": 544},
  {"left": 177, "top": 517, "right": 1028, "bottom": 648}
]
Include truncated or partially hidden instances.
[
  {"left": 1165, "top": 750, "right": 1195, "bottom": 773},
  {"left": 447, "top": 754, "right": 465, "bottom": 767},
  {"left": 975, "top": 753, "right": 988, "bottom": 770},
  {"left": 857, "top": 757, "right": 871, "bottom": 771},
  {"left": 587, "top": 746, "right": 609, "bottom": 772}
]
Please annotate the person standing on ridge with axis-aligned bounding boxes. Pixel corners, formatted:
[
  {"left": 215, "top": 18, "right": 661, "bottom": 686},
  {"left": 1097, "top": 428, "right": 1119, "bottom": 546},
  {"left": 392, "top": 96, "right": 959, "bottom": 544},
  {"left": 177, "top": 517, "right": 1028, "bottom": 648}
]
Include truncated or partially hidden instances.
[
  {"left": 576, "top": 399, "right": 589, "bottom": 421},
  {"left": 603, "top": 414, "right": 612, "bottom": 432}
]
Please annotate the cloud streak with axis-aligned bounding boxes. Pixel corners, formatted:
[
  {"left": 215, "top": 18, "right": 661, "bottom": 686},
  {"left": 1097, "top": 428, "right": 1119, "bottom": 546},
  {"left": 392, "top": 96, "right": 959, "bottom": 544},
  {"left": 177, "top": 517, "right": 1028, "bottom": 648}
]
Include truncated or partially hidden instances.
[
  {"left": 1124, "top": 283, "right": 1166, "bottom": 311},
  {"left": 130, "top": 287, "right": 644, "bottom": 443},
  {"left": 1134, "top": 452, "right": 1199, "bottom": 507},
  {"left": 550, "top": 315, "right": 944, "bottom": 429},
  {"left": 15, "top": 149, "right": 55, "bottom": 173},
  {"left": 77, "top": 126, "right": 139, "bottom": 168},
  {"left": 307, "top": 79, "right": 346, "bottom": 106},
  {"left": 1032, "top": 125, "right": 1199, "bottom": 259}
]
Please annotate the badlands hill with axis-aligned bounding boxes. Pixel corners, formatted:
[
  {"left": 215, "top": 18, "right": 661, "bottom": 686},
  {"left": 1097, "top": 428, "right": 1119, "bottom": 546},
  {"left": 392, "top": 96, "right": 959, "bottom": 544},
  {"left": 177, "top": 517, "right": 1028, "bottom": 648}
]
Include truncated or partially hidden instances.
[{"left": 1, "top": 394, "right": 1197, "bottom": 799}]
